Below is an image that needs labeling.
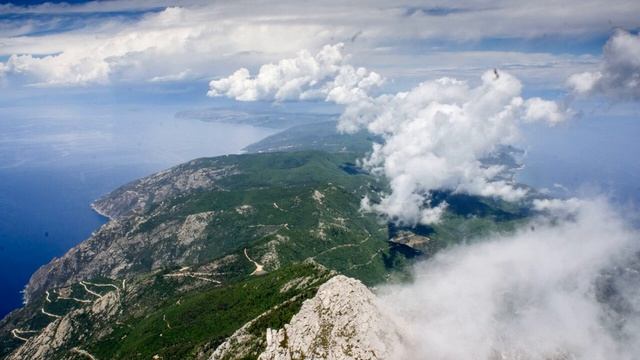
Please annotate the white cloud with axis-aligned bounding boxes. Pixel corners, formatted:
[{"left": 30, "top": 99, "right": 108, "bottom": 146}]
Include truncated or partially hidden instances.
[
  {"left": 379, "top": 198, "right": 640, "bottom": 359},
  {"left": 532, "top": 197, "right": 584, "bottom": 216},
  {"left": 568, "top": 71, "right": 603, "bottom": 94},
  {"left": 212, "top": 44, "right": 570, "bottom": 225},
  {"left": 1, "top": 7, "right": 193, "bottom": 86},
  {"left": 340, "top": 70, "right": 567, "bottom": 225},
  {"left": 0, "top": 1, "right": 637, "bottom": 88},
  {"left": 4, "top": 52, "right": 111, "bottom": 86},
  {"left": 419, "top": 201, "right": 449, "bottom": 225},
  {"left": 149, "top": 69, "right": 193, "bottom": 82},
  {"left": 0, "top": 6, "right": 343, "bottom": 86},
  {"left": 207, "top": 43, "right": 383, "bottom": 103},
  {"left": 523, "top": 97, "right": 568, "bottom": 124},
  {"left": 568, "top": 29, "right": 640, "bottom": 100}
]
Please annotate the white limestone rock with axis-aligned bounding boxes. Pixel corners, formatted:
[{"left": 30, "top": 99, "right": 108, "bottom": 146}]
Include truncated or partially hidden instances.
[
  {"left": 258, "top": 275, "right": 406, "bottom": 360},
  {"left": 177, "top": 211, "right": 216, "bottom": 246}
]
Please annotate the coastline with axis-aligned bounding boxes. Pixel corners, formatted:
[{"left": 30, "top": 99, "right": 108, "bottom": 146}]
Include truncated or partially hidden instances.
[
  {"left": 0, "top": 118, "right": 277, "bottom": 320},
  {"left": 90, "top": 202, "right": 114, "bottom": 222}
]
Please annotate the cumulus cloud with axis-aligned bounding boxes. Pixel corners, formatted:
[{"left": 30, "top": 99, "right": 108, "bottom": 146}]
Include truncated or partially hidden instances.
[
  {"left": 523, "top": 97, "right": 568, "bottom": 124},
  {"left": 212, "top": 44, "right": 570, "bottom": 224},
  {"left": 568, "top": 29, "right": 640, "bottom": 100},
  {"left": 207, "top": 43, "right": 383, "bottom": 103},
  {"left": 339, "top": 71, "right": 567, "bottom": 224},
  {"left": 379, "top": 198, "right": 640, "bottom": 359}
]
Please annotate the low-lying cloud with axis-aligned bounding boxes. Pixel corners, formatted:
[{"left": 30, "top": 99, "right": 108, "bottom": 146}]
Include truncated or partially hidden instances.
[
  {"left": 378, "top": 198, "right": 640, "bottom": 359},
  {"left": 340, "top": 70, "right": 567, "bottom": 225},
  {"left": 568, "top": 29, "right": 640, "bottom": 100},
  {"left": 211, "top": 45, "right": 569, "bottom": 225}
]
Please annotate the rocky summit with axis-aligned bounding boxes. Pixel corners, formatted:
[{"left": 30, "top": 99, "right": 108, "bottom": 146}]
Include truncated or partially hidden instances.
[{"left": 258, "top": 275, "right": 406, "bottom": 360}]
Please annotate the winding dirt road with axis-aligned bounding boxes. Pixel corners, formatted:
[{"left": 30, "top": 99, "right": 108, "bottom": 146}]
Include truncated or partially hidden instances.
[{"left": 244, "top": 248, "right": 266, "bottom": 275}]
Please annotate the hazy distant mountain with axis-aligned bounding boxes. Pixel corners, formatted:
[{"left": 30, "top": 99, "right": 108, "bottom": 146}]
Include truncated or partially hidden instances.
[{"left": 175, "top": 109, "right": 336, "bottom": 129}]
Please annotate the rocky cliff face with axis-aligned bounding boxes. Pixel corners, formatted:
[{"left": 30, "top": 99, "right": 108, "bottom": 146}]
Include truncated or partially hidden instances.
[
  {"left": 8, "top": 290, "right": 120, "bottom": 360},
  {"left": 23, "top": 159, "right": 237, "bottom": 303},
  {"left": 256, "top": 275, "right": 407, "bottom": 360},
  {"left": 22, "top": 151, "right": 407, "bottom": 306},
  {"left": 92, "top": 158, "right": 237, "bottom": 220}
]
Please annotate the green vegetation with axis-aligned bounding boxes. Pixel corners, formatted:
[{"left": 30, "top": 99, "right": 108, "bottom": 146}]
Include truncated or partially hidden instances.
[
  {"left": 93, "top": 263, "right": 330, "bottom": 360},
  {"left": 124, "top": 150, "right": 413, "bottom": 285},
  {"left": 0, "top": 126, "right": 534, "bottom": 359}
]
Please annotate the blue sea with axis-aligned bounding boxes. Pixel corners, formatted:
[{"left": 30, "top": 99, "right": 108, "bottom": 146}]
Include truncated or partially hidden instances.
[{"left": 0, "top": 109, "right": 274, "bottom": 317}]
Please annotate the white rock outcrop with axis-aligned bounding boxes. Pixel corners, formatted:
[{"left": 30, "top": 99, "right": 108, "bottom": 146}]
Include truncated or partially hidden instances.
[
  {"left": 177, "top": 211, "right": 215, "bottom": 245},
  {"left": 258, "top": 275, "right": 406, "bottom": 360}
]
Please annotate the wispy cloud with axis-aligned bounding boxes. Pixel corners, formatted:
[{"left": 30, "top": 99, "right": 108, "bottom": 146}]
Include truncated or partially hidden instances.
[{"left": 379, "top": 198, "right": 640, "bottom": 359}]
